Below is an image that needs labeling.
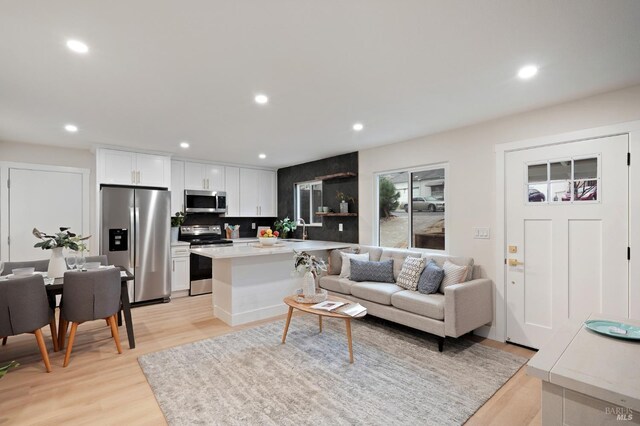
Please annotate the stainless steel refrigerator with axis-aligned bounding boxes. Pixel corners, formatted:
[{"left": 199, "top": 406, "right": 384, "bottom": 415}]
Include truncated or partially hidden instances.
[{"left": 101, "top": 186, "right": 171, "bottom": 304}]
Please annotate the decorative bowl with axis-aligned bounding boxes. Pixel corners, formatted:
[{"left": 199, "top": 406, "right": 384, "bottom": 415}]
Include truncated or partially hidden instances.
[
  {"left": 295, "top": 288, "right": 328, "bottom": 304},
  {"left": 85, "top": 262, "right": 101, "bottom": 270},
  {"left": 12, "top": 267, "right": 35, "bottom": 276},
  {"left": 258, "top": 237, "right": 278, "bottom": 246}
]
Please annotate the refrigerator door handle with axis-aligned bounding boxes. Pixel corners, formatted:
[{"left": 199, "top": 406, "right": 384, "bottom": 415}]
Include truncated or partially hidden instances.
[
  {"left": 129, "top": 207, "right": 135, "bottom": 267},
  {"left": 135, "top": 207, "right": 141, "bottom": 267}
]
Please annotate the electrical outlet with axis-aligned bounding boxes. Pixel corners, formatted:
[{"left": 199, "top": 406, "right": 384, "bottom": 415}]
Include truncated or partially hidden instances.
[
  {"left": 251, "top": 223, "right": 256, "bottom": 230},
  {"left": 473, "top": 227, "right": 490, "bottom": 239},
  {"left": 224, "top": 223, "right": 229, "bottom": 229},
  {"left": 339, "top": 223, "right": 343, "bottom": 232}
]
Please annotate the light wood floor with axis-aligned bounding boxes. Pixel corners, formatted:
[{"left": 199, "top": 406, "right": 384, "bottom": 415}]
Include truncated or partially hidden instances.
[{"left": 0, "top": 296, "right": 541, "bottom": 425}]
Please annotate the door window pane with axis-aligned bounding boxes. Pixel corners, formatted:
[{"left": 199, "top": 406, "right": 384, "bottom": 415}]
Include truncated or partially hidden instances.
[
  {"left": 573, "top": 180, "right": 598, "bottom": 201},
  {"left": 574, "top": 158, "right": 597, "bottom": 180},
  {"left": 549, "top": 181, "right": 571, "bottom": 202},
  {"left": 550, "top": 161, "right": 571, "bottom": 180},
  {"left": 411, "top": 169, "right": 445, "bottom": 250},
  {"left": 528, "top": 164, "right": 548, "bottom": 183},
  {"left": 378, "top": 172, "right": 408, "bottom": 248},
  {"left": 528, "top": 184, "right": 547, "bottom": 202}
]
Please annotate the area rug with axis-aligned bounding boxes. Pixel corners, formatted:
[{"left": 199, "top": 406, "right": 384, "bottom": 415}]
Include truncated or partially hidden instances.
[{"left": 138, "top": 316, "right": 526, "bottom": 425}]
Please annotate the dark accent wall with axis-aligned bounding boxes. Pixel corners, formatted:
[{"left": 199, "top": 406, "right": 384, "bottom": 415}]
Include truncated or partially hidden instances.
[
  {"left": 183, "top": 214, "right": 277, "bottom": 238},
  {"left": 277, "top": 152, "right": 358, "bottom": 243}
]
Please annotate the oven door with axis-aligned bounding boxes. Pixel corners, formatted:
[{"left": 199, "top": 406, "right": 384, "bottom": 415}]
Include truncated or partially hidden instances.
[
  {"left": 189, "top": 251, "right": 212, "bottom": 295},
  {"left": 184, "top": 190, "right": 220, "bottom": 213}
]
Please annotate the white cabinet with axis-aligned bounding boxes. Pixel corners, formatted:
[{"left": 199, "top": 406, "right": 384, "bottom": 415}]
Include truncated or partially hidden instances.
[
  {"left": 225, "top": 166, "right": 240, "bottom": 216},
  {"left": 184, "top": 162, "right": 225, "bottom": 191},
  {"left": 171, "top": 245, "right": 190, "bottom": 294},
  {"left": 170, "top": 160, "right": 185, "bottom": 214},
  {"left": 97, "top": 149, "right": 171, "bottom": 188},
  {"left": 239, "top": 168, "right": 276, "bottom": 217}
]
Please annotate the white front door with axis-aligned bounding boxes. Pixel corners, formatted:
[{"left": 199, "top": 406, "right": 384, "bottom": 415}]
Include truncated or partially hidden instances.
[{"left": 505, "top": 134, "right": 629, "bottom": 349}]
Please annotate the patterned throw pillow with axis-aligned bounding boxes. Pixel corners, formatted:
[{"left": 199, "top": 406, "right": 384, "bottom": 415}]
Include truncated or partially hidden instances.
[
  {"left": 417, "top": 260, "right": 445, "bottom": 294},
  {"left": 349, "top": 259, "right": 395, "bottom": 283},
  {"left": 396, "top": 257, "right": 426, "bottom": 290},
  {"left": 439, "top": 261, "right": 470, "bottom": 293},
  {"left": 339, "top": 252, "right": 370, "bottom": 278}
]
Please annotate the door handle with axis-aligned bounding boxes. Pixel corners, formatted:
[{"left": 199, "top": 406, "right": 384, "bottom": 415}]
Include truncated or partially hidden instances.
[
  {"left": 129, "top": 207, "right": 135, "bottom": 268},
  {"left": 508, "top": 259, "right": 523, "bottom": 266},
  {"left": 135, "top": 207, "right": 140, "bottom": 268}
]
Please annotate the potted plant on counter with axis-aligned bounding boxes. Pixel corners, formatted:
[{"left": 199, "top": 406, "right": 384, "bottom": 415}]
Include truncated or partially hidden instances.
[
  {"left": 171, "top": 212, "right": 185, "bottom": 242},
  {"left": 274, "top": 217, "right": 297, "bottom": 239}
]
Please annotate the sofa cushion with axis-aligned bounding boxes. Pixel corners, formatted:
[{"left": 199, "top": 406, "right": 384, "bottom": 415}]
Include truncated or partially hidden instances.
[
  {"left": 355, "top": 246, "right": 384, "bottom": 262},
  {"left": 391, "top": 291, "right": 445, "bottom": 320},
  {"left": 417, "top": 260, "right": 445, "bottom": 294},
  {"left": 422, "top": 253, "right": 475, "bottom": 281},
  {"left": 339, "top": 252, "right": 370, "bottom": 278},
  {"left": 380, "top": 249, "right": 422, "bottom": 280},
  {"left": 328, "top": 248, "right": 357, "bottom": 275},
  {"left": 350, "top": 258, "right": 395, "bottom": 283},
  {"left": 396, "top": 257, "right": 426, "bottom": 290},
  {"left": 439, "top": 261, "right": 470, "bottom": 293},
  {"left": 318, "top": 275, "right": 356, "bottom": 295},
  {"left": 351, "top": 282, "right": 404, "bottom": 305}
]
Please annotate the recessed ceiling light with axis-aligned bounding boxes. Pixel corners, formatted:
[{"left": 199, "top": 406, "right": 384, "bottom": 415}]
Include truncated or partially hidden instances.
[
  {"left": 254, "top": 94, "right": 269, "bottom": 105},
  {"left": 66, "top": 39, "right": 89, "bottom": 54},
  {"left": 352, "top": 122, "right": 364, "bottom": 131},
  {"left": 259, "top": 153, "right": 267, "bottom": 159},
  {"left": 180, "top": 141, "right": 190, "bottom": 149},
  {"left": 64, "top": 124, "right": 78, "bottom": 133},
  {"left": 517, "top": 64, "right": 538, "bottom": 80}
]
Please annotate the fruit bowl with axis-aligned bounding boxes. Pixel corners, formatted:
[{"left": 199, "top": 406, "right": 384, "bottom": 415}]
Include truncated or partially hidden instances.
[{"left": 258, "top": 237, "right": 278, "bottom": 246}]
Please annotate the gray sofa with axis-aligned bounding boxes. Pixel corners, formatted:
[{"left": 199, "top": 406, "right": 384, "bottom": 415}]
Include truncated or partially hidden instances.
[{"left": 318, "top": 245, "right": 493, "bottom": 351}]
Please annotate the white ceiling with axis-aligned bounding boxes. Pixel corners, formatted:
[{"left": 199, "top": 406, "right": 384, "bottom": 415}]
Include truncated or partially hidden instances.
[{"left": 1, "top": 1, "right": 640, "bottom": 168}]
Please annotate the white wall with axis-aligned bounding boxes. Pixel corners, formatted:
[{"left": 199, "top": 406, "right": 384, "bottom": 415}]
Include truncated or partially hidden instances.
[
  {"left": 359, "top": 84, "right": 640, "bottom": 338},
  {"left": 0, "top": 140, "right": 97, "bottom": 254}
]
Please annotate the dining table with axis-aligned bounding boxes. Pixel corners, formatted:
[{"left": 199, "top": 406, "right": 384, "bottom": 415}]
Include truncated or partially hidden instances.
[{"left": 44, "top": 266, "right": 136, "bottom": 349}]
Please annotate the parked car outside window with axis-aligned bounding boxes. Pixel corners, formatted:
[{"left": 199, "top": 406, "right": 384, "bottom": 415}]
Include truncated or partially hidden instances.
[
  {"left": 403, "top": 196, "right": 445, "bottom": 212},
  {"left": 528, "top": 188, "right": 546, "bottom": 202}
]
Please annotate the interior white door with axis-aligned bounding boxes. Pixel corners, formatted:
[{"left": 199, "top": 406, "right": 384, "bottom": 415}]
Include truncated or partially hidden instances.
[
  {"left": 505, "top": 134, "right": 629, "bottom": 349},
  {"left": 9, "top": 167, "right": 85, "bottom": 261}
]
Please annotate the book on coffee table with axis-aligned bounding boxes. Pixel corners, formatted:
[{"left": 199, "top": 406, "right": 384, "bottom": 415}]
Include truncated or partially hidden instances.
[
  {"left": 310, "top": 300, "right": 345, "bottom": 311},
  {"left": 335, "top": 303, "right": 367, "bottom": 317}
]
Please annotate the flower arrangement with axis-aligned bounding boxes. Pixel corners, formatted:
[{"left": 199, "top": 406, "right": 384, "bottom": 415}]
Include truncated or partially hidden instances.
[
  {"left": 33, "top": 227, "right": 91, "bottom": 251},
  {"left": 273, "top": 217, "right": 296, "bottom": 236},
  {"left": 293, "top": 250, "right": 327, "bottom": 276},
  {"left": 260, "top": 228, "right": 279, "bottom": 238},
  {"left": 336, "top": 191, "right": 356, "bottom": 204}
]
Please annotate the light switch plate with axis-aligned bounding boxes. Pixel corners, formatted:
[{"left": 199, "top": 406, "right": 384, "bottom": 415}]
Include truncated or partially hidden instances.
[
  {"left": 473, "top": 227, "right": 490, "bottom": 239},
  {"left": 339, "top": 223, "right": 343, "bottom": 232},
  {"left": 251, "top": 223, "right": 256, "bottom": 230}
]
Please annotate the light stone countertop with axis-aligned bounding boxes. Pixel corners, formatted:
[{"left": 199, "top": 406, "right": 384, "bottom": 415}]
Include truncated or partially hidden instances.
[
  {"left": 170, "top": 241, "right": 191, "bottom": 247},
  {"left": 191, "top": 240, "right": 353, "bottom": 259}
]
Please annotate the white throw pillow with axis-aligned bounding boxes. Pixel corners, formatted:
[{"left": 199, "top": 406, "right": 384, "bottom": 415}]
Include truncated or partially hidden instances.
[
  {"left": 439, "top": 261, "right": 470, "bottom": 293},
  {"left": 396, "top": 257, "right": 426, "bottom": 290},
  {"left": 339, "top": 252, "right": 370, "bottom": 278}
]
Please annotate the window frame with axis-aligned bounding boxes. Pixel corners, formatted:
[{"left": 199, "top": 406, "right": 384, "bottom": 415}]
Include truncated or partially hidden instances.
[
  {"left": 374, "top": 163, "right": 449, "bottom": 254},
  {"left": 294, "top": 180, "right": 323, "bottom": 227}
]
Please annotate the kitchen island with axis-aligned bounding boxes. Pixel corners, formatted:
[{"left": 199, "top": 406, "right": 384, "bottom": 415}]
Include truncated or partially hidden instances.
[{"left": 191, "top": 240, "right": 353, "bottom": 326}]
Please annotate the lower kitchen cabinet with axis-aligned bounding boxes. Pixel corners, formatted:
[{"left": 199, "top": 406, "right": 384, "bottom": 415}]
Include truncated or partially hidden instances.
[{"left": 171, "top": 246, "right": 190, "bottom": 295}]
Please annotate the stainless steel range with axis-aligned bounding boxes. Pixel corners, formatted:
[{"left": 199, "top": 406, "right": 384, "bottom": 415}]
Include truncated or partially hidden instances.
[{"left": 179, "top": 225, "right": 232, "bottom": 296}]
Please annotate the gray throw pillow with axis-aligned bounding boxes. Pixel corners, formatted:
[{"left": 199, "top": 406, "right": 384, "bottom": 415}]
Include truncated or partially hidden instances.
[
  {"left": 349, "top": 259, "right": 395, "bottom": 283},
  {"left": 417, "top": 260, "right": 445, "bottom": 294}
]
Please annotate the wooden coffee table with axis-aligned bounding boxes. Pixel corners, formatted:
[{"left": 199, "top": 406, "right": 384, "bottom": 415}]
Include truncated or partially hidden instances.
[{"left": 281, "top": 294, "right": 366, "bottom": 363}]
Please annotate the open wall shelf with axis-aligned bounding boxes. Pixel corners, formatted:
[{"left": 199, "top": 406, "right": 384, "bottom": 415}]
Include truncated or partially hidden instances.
[
  {"left": 314, "top": 172, "right": 357, "bottom": 181},
  {"left": 315, "top": 212, "right": 358, "bottom": 217}
]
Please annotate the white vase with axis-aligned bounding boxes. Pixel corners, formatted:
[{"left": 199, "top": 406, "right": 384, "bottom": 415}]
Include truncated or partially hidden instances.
[
  {"left": 171, "top": 227, "right": 179, "bottom": 242},
  {"left": 303, "top": 271, "right": 316, "bottom": 298},
  {"left": 339, "top": 201, "right": 349, "bottom": 213},
  {"left": 47, "top": 247, "right": 67, "bottom": 278}
]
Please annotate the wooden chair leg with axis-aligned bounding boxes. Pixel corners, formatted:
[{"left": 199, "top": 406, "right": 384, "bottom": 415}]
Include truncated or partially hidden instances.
[
  {"left": 107, "top": 315, "right": 123, "bottom": 354},
  {"left": 63, "top": 322, "right": 79, "bottom": 368},
  {"left": 34, "top": 329, "right": 52, "bottom": 373},
  {"left": 49, "top": 319, "right": 59, "bottom": 352},
  {"left": 59, "top": 318, "right": 69, "bottom": 350},
  {"left": 2, "top": 336, "right": 7, "bottom": 346}
]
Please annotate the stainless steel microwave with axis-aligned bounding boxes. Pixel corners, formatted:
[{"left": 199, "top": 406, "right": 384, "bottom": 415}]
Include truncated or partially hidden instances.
[{"left": 184, "top": 190, "right": 227, "bottom": 213}]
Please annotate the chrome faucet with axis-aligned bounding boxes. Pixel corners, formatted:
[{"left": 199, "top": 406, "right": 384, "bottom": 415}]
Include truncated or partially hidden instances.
[{"left": 297, "top": 218, "right": 308, "bottom": 240}]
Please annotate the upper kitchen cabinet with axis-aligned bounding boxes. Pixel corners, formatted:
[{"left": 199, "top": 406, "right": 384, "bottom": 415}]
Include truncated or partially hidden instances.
[
  {"left": 170, "top": 160, "right": 185, "bottom": 214},
  {"left": 239, "top": 168, "right": 276, "bottom": 217},
  {"left": 225, "top": 166, "right": 240, "bottom": 216},
  {"left": 97, "top": 148, "right": 171, "bottom": 188},
  {"left": 184, "top": 162, "right": 225, "bottom": 191}
]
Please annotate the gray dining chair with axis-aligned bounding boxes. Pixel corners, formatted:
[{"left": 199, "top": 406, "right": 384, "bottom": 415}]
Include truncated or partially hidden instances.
[
  {"left": 0, "top": 275, "right": 59, "bottom": 373},
  {"left": 0, "top": 259, "right": 49, "bottom": 276},
  {"left": 59, "top": 268, "right": 123, "bottom": 367}
]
